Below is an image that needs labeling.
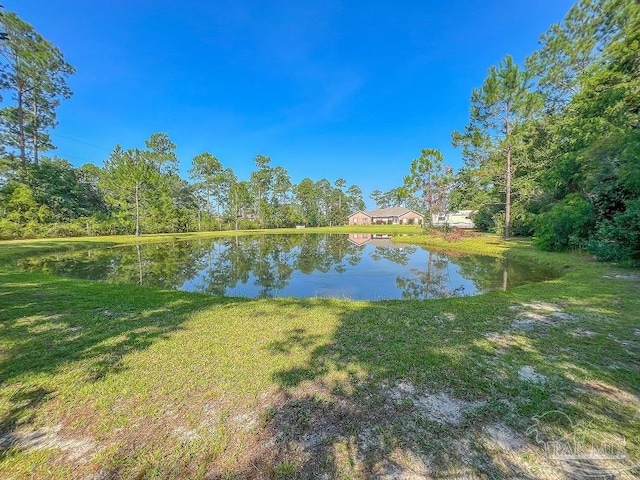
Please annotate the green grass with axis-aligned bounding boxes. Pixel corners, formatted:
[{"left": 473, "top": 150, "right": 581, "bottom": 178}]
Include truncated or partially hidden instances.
[{"left": 0, "top": 228, "right": 638, "bottom": 479}]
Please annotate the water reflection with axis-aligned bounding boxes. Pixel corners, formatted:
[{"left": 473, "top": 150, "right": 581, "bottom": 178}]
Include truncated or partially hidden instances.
[{"left": 16, "top": 234, "right": 556, "bottom": 300}]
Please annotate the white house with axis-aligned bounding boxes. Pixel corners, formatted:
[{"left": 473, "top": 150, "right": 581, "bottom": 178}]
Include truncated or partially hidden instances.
[{"left": 431, "top": 210, "right": 475, "bottom": 229}]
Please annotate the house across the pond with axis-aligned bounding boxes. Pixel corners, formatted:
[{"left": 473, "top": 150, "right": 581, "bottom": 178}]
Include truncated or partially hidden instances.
[
  {"left": 348, "top": 207, "right": 424, "bottom": 225},
  {"left": 431, "top": 210, "right": 475, "bottom": 229}
]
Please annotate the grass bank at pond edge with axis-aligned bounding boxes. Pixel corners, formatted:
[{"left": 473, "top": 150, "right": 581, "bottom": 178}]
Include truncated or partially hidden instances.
[{"left": 0, "top": 228, "right": 638, "bottom": 478}]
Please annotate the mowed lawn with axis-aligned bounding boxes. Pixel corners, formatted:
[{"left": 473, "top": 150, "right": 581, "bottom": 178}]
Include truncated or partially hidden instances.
[{"left": 0, "top": 230, "right": 638, "bottom": 479}]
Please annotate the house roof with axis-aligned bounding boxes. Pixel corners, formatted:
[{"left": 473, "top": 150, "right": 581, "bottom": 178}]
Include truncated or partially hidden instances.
[
  {"left": 348, "top": 207, "right": 424, "bottom": 218},
  {"left": 367, "top": 207, "right": 422, "bottom": 217},
  {"left": 347, "top": 210, "right": 368, "bottom": 218}
]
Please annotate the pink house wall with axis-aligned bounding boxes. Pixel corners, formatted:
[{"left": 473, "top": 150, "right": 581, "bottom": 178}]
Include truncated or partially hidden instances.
[
  {"left": 398, "top": 212, "right": 423, "bottom": 224},
  {"left": 349, "top": 212, "right": 371, "bottom": 225}
]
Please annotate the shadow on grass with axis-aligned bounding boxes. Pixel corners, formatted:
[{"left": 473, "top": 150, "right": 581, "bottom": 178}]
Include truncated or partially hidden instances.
[
  {"left": 225, "top": 286, "right": 639, "bottom": 478},
  {"left": 0, "top": 387, "right": 53, "bottom": 462},
  {"left": 0, "top": 270, "right": 248, "bottom": 457}
]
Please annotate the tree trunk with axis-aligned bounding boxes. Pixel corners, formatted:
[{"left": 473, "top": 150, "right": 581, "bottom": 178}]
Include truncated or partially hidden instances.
[
  {"left": 505, "top": 145, "right": 512, "bottom": 240},
  {"left": 32, "top": 99, "right": 39, "bottom": 166},
  {"left": 135, "top": 181, "right": 141, "bottom": 237},
  {"left": 17, "top": 88, "right": 27, "bottom": 169},
  {"left": 206, "top": 186, "right": 211, "bottom": 231},
  {"left": 504, "top": 102, "right": 512, "bottom": 240}
]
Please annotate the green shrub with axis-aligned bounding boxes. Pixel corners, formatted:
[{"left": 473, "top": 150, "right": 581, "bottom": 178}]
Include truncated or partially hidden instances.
[
  {"left": 511, "top": 211, "right": 536, "bottom": 237},
  {"left": 588, "top": 199, "right": 640, "bottom": 265},
  {"left": 22, "top": 221, "right": 46, "bottom": 239},
  {"left": 0, "top": 219, "right": 21, "bottom": 239},
  {"left": 533, "top": 194, "right": 594, "bottom": 251},
  {"left": 45, "top": 222, "right": 85, "bottom": 238},
  {"left": 472, "top": 204, "right": 503, "bottom": 232},
  {"left": 237, "top": 219, "right": 260, "bottom": 230}
]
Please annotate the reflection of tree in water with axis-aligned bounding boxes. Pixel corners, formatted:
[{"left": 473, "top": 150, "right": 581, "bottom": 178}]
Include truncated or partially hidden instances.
[
  {"left": 17, "top": 250, "right": 114, "bottom": 280},
  {"left": 454, "top": 255, "right": 555, "bottom": 292},
  {"left": 16, "top": 242, "right": 203, "bottom": 289},
  {"left": 190, "top": 234, "right": 364, "bottom": 297},
  {"left": 252, "top": 235, "right": 298, "bottom": 297},
  {"left": 449, "top": 254, "right": 505, "bottom": 293},
  {"left": 396, "top": 251, "right": 466, "bottom": 300},
  {"left": 193, "top": 237, "right": 253, "bottom": 296},
  {"left": 134, "top": 242, "right": 203, "bottom": 288},
  {"left": 370, "top": 245, "right": 417, "bottom": 266},
  {"left": 294, "top": 234, "right": 361, "bottom": 275},
  {"left": 346, "top": 249, "right": 362, "bottom": 267},
  {"left": 296, "top": 235, "right": 327, "bottom": 274}
]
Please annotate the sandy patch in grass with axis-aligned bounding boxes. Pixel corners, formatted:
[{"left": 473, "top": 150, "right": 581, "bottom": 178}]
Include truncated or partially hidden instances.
[
  {"left": 509, "top": 301, "right": 577, "bottom": 331},
  {"left": 172, "top": 426, "right": 200, "bottom": 443},
  {"left": 580, "top": 380, "right": 640, "bottom": 408},
  {"left": 0, "top": 424, "right": 97, "bottom": 462},
  {"left": 485, "top": 422, "right": 527, "bottom": 451},
  {"left": 571, "top": 328, "right": 596, "bottom": 338},
  {"left": 387, "top": 380, "right": 487, "bottom": 426},
  {"left": 518, "top": 365, "right": 547, "bottom": 384},
  {"left": 484, "top": 331, "right": 523, "bottom": 349},
  {"left": 239, "top": 381, "right": 496, "bottom": 477},
  {"left": 603, "top": 274, "right": 640, "bottom": 281}
]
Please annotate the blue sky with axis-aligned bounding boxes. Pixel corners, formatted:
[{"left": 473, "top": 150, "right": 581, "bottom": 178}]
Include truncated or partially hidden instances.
[{"left": 8, "top": 0, "right": 574, "bottom": 207}]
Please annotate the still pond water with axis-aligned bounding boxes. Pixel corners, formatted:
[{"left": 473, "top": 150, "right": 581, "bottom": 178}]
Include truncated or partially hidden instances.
[{"left": 18, "top": 234, "right": 557, "bottom": 300}]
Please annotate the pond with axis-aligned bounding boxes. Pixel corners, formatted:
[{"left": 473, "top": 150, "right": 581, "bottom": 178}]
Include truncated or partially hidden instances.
[{"left": 17, "top": 234, "right": 557, "bottom": 300}]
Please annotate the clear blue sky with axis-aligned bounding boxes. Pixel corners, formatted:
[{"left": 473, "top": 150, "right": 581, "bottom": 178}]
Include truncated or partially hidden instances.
[{"left": 8, "top": 0, "right": 573, "bottom": 207}]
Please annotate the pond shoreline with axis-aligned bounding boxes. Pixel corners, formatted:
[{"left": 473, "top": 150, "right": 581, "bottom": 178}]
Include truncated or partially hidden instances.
[{"left": 9, "top": 230, "right": 558, "bottom": 301}]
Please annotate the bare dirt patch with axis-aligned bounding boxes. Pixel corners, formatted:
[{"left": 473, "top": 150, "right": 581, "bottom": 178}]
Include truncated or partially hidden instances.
[
  {"left": 571, "top": 328, "right": 596, "bottom": 338},
  {"left": 509, "top": 301, "right": 577, "bottom": 331},
  {"left": 225, "top": 381, "right": 497, "bottom": 478},
  {"left": 484, "top": 331, "right": 523, "bottom": 350},
  {"left": 580, "top": 380, "right": 640, "bottom": 408},
  {"left": 0, "top": 424, "right": 97, "bottom": 462},
  {"left": 171, "top": 426, "right": 199, "bottom": 443},
  {"left": 484, "top": 422, "right": 527, "bottom": 452},
  {"left": 603, "top": 274, "right": 640, "bottom": 281},
  {"left": 390, "top": 388, "right": 486, "bottom": 426},
  {"left": 518, "top": 365, "right": 547, "bottom": 384}
]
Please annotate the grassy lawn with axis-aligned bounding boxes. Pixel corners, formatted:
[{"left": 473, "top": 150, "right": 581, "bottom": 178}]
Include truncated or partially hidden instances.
[{"left": 0, "top": 228, "right": 638, "bottom": 479}]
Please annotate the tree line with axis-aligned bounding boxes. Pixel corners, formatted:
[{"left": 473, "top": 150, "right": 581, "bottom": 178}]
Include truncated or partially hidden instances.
[
  {"left": 1, "top": 1, "right": 638, "bottom": 264},
  {"left": 0, "top": 130, "right": 367, "bottom": 237}
]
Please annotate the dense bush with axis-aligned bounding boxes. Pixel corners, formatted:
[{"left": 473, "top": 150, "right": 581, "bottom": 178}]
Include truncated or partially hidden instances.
[
  {"left": 471, "top": 204, "right": 503, "bottom": 232},
  {"left": 588, "top": 199, "right": 640, "bottom": 265},
  {"left": 45, "top": 222, "right": 86, "bottom": 238},
  {"left": 490, "top": 207, "right": 536, "bottom": 237},
  {"left": 0, "top": 219, "right": 21, "bottom": 239},
  {"left": 511, "top": 211, "right": 536, "bottom": 237},
  {"left": 533, "top": 194, "right": 595, "bottom": 251}
]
